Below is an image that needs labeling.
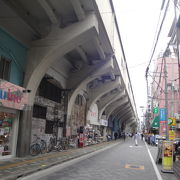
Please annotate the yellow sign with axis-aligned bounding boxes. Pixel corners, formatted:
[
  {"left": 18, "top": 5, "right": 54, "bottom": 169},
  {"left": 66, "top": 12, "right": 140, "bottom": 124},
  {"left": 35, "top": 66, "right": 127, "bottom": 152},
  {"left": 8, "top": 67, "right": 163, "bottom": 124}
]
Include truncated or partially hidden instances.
[
  {"left": 168, "top": 117, "right": 176, "bottom": 126},
  {"left": 168, "top": 130, "right": 175, "bottom": 140},
  {"left": 162, "top": 141, "right": 173, "bottom": 171}
]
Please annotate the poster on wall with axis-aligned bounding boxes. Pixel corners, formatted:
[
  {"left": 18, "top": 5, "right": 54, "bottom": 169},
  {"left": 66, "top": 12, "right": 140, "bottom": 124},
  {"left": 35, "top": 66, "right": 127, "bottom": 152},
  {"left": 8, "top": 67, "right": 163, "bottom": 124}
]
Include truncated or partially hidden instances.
[
  {"left": 31, "top": 118, "right": 46, "bottom": 142},
  {"left": 0, "top": 79, "right": 28, "bottom": 110},
  {"left": 87, "top": 103, "right": 99, "bottom": 125}
]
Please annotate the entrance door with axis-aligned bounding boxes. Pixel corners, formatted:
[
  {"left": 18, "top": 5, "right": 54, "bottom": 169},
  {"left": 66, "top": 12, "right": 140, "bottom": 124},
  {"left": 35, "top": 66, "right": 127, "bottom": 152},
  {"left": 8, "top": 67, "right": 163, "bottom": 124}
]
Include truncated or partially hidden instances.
[{"left": 0, "top": 107, "right": 19, "bottom": 159}]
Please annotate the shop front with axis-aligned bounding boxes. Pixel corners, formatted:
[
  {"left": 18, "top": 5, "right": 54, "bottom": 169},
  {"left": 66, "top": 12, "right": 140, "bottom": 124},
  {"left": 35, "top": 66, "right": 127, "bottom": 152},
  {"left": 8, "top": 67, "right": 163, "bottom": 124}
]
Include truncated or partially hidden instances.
[
  {"left": 86, "top": 103, "right": 102, "bottom": 144},
  {"left": 0, "top": 79, "right": 28, "bottom": 159}
]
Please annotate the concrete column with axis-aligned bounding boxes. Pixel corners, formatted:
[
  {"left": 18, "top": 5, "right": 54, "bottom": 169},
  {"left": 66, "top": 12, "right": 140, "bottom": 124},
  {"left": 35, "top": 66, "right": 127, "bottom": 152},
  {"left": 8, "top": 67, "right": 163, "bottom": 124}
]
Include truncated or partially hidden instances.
[{"left": 17, "top": 105, "right": 33, "bottom": 157}]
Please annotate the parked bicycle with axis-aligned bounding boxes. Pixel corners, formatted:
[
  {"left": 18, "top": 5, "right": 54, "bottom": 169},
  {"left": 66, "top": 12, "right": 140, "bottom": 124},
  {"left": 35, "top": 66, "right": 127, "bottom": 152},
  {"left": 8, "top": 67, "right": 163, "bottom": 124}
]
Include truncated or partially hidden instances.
[
  {"left": 30, "top": 135, "right": 47, "bottom": 156},
  {"left": 47, "top": 136, "right": 63, "bottom": 152}
]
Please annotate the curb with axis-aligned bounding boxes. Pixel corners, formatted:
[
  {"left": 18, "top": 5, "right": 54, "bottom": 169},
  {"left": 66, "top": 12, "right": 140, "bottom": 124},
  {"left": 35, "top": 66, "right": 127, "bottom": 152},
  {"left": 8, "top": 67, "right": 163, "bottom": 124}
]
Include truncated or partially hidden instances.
[{"left": 1, "top": 141, "right": 120, "bottom": 180}]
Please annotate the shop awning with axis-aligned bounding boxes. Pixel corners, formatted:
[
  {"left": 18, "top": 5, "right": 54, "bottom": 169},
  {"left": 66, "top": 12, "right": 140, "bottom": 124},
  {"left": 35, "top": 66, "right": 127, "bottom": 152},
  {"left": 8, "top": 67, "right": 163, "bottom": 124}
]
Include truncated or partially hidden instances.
[{"left": 151, "top": 116, "right": 159, "bottom": 128}]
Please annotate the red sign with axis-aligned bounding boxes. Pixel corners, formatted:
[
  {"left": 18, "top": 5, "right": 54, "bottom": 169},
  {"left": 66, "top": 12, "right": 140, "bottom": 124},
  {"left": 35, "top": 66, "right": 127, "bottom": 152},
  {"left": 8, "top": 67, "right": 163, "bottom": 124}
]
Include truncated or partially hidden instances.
[
  {"left": 159, "top": 121, "right": 166, "bottom": 138},
  {"left": 0, "top": 79, "right": 28, "bottom": 110}
]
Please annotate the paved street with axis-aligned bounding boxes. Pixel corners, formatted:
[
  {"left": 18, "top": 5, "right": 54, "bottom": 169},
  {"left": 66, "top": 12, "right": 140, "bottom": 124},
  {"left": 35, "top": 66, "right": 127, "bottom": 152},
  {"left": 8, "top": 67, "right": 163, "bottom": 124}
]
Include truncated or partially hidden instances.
[{"left": 20, "top": 137, "right": 177, "bottom": 180}]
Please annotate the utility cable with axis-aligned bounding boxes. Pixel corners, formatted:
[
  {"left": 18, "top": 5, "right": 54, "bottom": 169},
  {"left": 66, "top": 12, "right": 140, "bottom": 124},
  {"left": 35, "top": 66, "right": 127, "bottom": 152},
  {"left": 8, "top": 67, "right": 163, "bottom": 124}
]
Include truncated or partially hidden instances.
[
  {"left": 145, "top": 0, "right": 170, "bottom": 78},
  {"left": 148, "top": 71, "right": 165, "bottom": 95},
  {"left": 152, "top": 58, "right": 164, "bottom": 99}
]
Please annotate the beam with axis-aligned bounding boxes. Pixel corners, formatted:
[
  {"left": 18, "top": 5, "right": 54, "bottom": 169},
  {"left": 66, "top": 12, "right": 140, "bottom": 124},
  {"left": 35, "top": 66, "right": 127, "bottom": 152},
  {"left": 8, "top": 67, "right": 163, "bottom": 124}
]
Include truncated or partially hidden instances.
[
  {"left": 70, "top": 0, "right": 85, "bottom": 21},
  {"left": 38, "top": 0, "right": 59, "bottom": 24},
  {"left": 76, "top": 46, "right": 88, "bottom": 63},
  {"left": 93, "top": 37, "right": 106, "bottom": 60},
  {"left": 2, "top": 0, "right": 42, "bottom": 37}
]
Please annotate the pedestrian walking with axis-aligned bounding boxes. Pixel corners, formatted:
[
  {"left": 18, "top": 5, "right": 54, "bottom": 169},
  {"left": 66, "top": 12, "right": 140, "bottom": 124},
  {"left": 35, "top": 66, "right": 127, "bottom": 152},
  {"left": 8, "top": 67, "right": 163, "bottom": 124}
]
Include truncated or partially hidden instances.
[
  {"left": 134, "top": 132, "right": 138, "bottom": 146},
  {"left": 123, "top": 132, "right": 126, "bottom": 141},
  {"left": 114, "top": 132, "right": 118, "bottom": 140}
]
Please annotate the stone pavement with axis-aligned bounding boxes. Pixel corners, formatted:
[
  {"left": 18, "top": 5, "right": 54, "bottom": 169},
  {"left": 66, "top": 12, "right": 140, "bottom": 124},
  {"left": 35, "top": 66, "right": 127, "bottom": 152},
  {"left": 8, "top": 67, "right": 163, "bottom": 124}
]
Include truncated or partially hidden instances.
[{"left": 0, "top": 141, "right": 119, "bottom": 180}]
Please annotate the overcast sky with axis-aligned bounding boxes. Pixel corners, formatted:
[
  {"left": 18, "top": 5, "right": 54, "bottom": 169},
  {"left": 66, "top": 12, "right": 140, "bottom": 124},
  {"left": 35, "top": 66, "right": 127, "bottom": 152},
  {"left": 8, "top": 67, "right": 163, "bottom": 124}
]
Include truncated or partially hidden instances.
[{"left": 112, "top": 0, "right": 174, "bottom": 120}]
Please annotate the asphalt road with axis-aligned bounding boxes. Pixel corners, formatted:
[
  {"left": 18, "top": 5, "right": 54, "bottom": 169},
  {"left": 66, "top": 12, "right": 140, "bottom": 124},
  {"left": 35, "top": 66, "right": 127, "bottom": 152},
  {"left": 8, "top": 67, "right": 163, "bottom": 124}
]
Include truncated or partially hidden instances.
[{"left": 20, "top": 138, "right": 177, "bottom": 180}]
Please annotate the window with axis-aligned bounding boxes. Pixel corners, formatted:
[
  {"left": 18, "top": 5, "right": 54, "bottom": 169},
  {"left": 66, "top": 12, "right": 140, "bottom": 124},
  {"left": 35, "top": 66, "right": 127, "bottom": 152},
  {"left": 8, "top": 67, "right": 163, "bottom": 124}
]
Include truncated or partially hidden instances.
[
  {"left": 0, "top": 56, "right": 11, "bottom": 81},
  {"left": 39, "top": 78, "right": 61, "bottom": 103},
  {"left": 33, "top": 105, "right": 47, "bottom": 119},
  {"left": 45, "top": 120, "right": 54, "bottom": 134},
  {"left": 75, "top": 95, "right": 83, "bottom": 106}
]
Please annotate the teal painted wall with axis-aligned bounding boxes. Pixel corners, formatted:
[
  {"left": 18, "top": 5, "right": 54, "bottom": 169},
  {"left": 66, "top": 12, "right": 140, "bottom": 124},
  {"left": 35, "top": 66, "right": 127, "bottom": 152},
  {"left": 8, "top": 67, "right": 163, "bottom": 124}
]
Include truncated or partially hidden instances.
[{"left": 0, "top": 28, "right": 27, "bottom": 86}]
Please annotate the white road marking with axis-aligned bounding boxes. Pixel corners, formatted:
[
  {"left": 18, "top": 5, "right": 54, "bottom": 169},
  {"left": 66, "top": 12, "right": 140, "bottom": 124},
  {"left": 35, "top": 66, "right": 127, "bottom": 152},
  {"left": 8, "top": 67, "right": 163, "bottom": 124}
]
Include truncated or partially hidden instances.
[
  {"left": 145, "top": 142, "right": 163, "bottom": 180},
  {"left": 129, "top": 145, "right": 142, "bottom": 148}
]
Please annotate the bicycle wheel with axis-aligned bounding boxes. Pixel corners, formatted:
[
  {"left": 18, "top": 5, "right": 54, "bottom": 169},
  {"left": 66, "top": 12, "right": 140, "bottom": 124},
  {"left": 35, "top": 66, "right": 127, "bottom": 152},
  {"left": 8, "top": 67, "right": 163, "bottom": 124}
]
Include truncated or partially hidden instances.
[
  {"left": 30, "top": 144, "right": 41, "bottom": 156},
  {"left": 47, "top": 143, "right": 53, "bottom": 153},
  {"left": 57, "top": 145, "right": 63, "bottom": 152},
  {"left": 40, "top": 140, "right": 47, "bottom": 154}
]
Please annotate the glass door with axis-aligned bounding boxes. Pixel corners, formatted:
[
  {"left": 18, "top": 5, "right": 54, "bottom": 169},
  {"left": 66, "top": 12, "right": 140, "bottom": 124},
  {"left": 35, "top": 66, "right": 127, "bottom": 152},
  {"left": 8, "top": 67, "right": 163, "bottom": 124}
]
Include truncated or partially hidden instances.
[{"left": 0, "top": 107, "right": 18, "bottom": 158}]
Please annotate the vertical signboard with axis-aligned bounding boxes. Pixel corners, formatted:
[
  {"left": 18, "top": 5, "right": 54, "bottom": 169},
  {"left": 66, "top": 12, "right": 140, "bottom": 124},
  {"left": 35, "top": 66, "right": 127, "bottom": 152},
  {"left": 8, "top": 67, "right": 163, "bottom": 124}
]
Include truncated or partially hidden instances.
[
  {"left": 168, "top": 130, "right": 175, "bottom": 141},
  {"left": 159, "top": 108, "right": 166, "bottom": 121},
  {"left": 159, "top": 122, "right": 166, "bottom": 138},
  {"left": 159, "top": 108, "right": 167, "bottom": 138},
  {"left": 162, "top": 141, "right": 173, "bottom": 172}
]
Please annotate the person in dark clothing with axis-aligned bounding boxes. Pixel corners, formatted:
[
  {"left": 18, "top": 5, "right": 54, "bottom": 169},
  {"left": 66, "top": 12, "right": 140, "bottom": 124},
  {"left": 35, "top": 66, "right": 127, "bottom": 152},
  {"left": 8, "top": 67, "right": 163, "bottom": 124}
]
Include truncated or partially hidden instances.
[
  {"left": 123, "top": 133, "right": 126, "bottom": 141},
  {"left": 114, "top": 132, "right": 118, "bottom": 140}
]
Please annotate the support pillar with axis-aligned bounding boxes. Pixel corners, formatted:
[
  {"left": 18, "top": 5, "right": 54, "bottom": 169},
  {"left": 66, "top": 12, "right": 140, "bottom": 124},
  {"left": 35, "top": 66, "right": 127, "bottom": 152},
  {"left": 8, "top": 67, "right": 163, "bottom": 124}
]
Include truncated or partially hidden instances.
[{"left": 17, "top": 105, "right": 33, "bottom": 157}]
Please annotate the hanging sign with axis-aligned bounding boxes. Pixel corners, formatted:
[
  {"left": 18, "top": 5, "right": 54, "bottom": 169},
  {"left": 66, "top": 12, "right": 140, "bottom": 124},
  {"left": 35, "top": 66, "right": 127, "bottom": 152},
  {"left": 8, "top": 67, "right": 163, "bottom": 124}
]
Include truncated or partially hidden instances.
[
  {"left": 0, "top": 79, "right": 28, "bottom": 110},
  {"left": 159, "top": 121, "right": 166, "bottom": 138},
  {"left": 159, "top": 108, "right": 167, "bottom": 121},
  {"left": 168, "top": 117, "right": 176, "bottom": 126}
]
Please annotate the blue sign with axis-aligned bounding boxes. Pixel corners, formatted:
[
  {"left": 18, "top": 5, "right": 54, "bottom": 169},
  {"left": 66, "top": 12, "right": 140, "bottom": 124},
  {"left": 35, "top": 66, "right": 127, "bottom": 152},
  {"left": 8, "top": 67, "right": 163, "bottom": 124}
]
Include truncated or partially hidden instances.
[{"left": 159, "top": 108, "right": 167, "bottom": 121}]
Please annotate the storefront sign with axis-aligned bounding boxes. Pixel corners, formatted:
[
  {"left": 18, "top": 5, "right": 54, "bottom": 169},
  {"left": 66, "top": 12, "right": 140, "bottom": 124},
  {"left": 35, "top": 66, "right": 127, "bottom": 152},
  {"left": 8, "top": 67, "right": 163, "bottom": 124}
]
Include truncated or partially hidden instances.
[
  {"left": 0, "top": 79, "right": 28, "bottom": 110},
  {"left": 100, "top": 119, "right": 108, "bottom": 126},
  {"left": 162, "top": 141, "right": 173, "bottom": 172},
  {"left": 168, "top": 130, "right": 175, "bottom": 140},
  {"left": 168, "top": 117, "right": 176, "bottom": 126},
  {"left": 159, "top": 108, "right": 167, "bottom": 121},
  {"left": 159, "top": 121, "right": 166, "bottom": 138}
]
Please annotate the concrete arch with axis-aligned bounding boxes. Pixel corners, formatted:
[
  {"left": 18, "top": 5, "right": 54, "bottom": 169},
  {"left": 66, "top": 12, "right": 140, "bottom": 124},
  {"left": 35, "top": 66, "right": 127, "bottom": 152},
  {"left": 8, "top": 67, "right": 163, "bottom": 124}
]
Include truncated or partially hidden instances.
[
  {"left": 24, "top": 13, "right": 99, "bottom": 105},
  {"left": 67, "top": 59, "right": 114, "bottom": 125},
  {"left": 106, "top": 97, "right": 129, "bottom": 120},
  {"left": 114, "top": 109, "right": 133, "bottom": 123},
  {"left": 87, "top": 76, "right": 121, "bottom": 110},
  {"left": 112, "top": 113, "right": 132, "bottom": 130},
  {"left": 111, "top": 105, "right": 131, "bottom": 119},
  {"left": 98, "top": 90, "right": 125, "bottom": 119},
  {"left": 116, "top": 106, "right": 132, "bottom": 119}
]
